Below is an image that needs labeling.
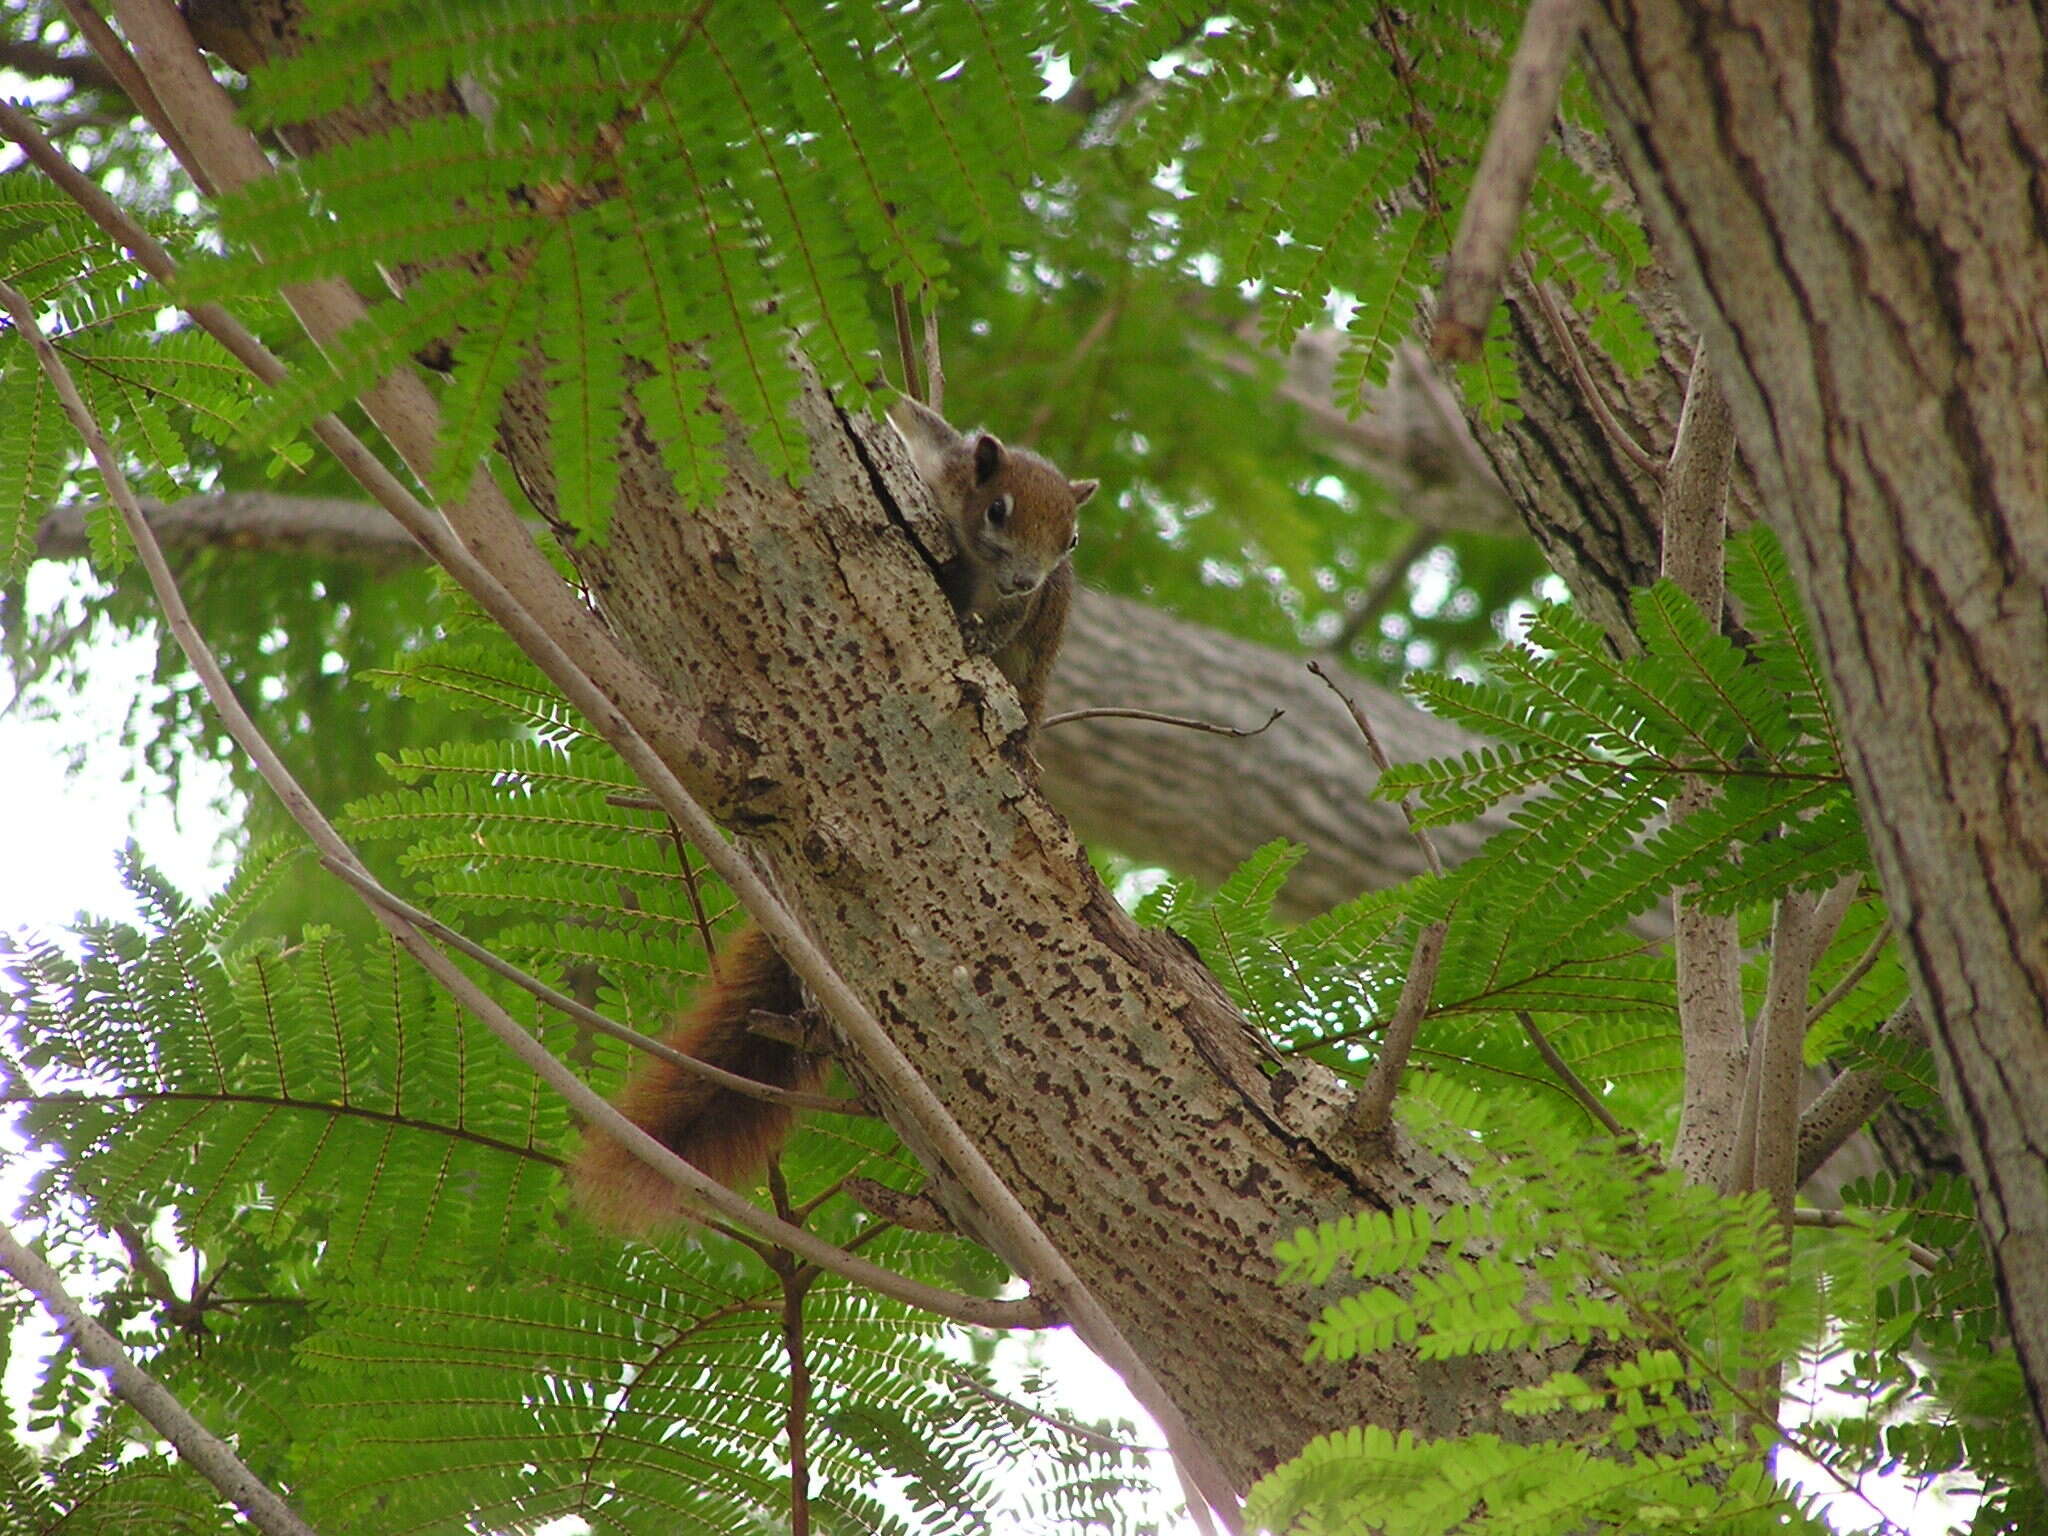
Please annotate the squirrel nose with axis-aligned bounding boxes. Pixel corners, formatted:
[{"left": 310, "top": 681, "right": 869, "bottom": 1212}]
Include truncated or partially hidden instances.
[{"left": 1000, "top": 572, "right": 1042, "bottom": 597}]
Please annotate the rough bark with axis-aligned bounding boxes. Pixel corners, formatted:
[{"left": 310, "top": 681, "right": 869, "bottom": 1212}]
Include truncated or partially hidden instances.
[
  {"left": 1581, "top": 0, "right": 2048, "bottom": 1470},
  {"left": 506, "top": 381, "right": 1561, "bottom": 1482}
]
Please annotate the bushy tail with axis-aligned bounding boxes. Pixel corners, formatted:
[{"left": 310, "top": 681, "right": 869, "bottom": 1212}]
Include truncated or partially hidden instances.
[{"left": 570, "top": 925, "right": 822, "bottom": 1233}]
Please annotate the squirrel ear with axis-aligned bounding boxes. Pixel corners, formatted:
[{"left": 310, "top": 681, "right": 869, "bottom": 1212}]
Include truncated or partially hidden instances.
[
  {"left": 887, "top": 396, "right": 966, "bottom": 491},
  {"left": 972, "top": 432, "right": 1006, "bottom": 484},
  {"left": 1069, "top": 478, "right": 1098, "bottom": 507}
]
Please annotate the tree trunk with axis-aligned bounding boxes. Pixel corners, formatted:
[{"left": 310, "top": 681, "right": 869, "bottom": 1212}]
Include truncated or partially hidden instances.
[{"left": 1581, "top": 0, "right": 2048, "bottom": 1472}]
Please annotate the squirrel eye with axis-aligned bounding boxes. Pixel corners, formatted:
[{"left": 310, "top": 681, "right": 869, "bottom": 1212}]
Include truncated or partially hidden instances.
[
  {"left": 1067, "top": 530, "right": 1080, "bottom": 552},
  {"left": 986, "top": 495, "right": 1010, "bottom": 529}
]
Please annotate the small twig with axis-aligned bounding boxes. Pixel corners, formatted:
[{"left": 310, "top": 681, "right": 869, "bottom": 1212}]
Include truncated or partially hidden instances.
[
  {"left": 947, "top": 1368, "right": 1167, "bottom": 1455},
  {"left": 1515, "top": 1011, "right": 1628, "bottom": 1138},
  {"left": 1433, "top": 0, "right": 1585, "bottom": 361},
  {"left": 0, "top": 1221, "right": 318, "bottom": 1536},
  {"left": 1352, "top": 919, "right": 1448, "bottom": 1137},
  {"left": 1305, "top": 660, "right": 1447, "bottom": 1135},
  {"left": 920, "top": 289, "right": 944, "bottom": 416},
  {"left": 1805, "top": 916, "right": 1891, "bottom": 1030},
  {"left": 891, "top": 283, "right": 924, "bottom": 402},
  {"left": 1021, "top": 302, "right": 1122, "bottom": 446},
  {"left": 1521, "top": 260, "right": 1662, "bottom": 480},
  {"left": 1306, "top": 660, "right": 1443, "bottom": 876},
  {"left": 1791, "top": 1208, "right": 1941, "bottom": 1275},
  {"left": 1325, "top": 525, "right": 1437, "bottom": 655},
  {"left": 766, "top": 1168, "right": 816, "bottom": 1536},
  {"left": 1038, "top": 704, "right": 1283, "bottom": 739},
  {"left": 318, "top": 855, "right": 864, "bottom": 1116},
  {"left": 669, "top": 825, "right": 723, "bottom": 962}
]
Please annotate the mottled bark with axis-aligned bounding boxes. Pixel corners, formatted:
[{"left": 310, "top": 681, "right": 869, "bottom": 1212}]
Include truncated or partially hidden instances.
[{"left": 1581, "top": 0, "right": 2048, "bottom": 1471}]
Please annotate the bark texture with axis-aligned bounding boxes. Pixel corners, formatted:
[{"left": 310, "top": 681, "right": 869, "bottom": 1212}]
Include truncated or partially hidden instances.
[
  {"left": 1582, "top": 0, "right": 2048, "bottom": 1467},
  {"left": 508, "top": 381, "right": 1561, "bottom": 1481}
]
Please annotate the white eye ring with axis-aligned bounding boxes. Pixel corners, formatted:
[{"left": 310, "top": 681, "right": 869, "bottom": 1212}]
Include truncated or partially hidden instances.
[{"left": 987, "top": 495, "right": 1011, "bottom": 529}]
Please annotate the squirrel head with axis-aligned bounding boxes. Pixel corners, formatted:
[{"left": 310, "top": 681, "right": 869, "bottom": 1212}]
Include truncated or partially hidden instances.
[{"left": 888, "top": 396, "right": 1097, "bottom": 600}]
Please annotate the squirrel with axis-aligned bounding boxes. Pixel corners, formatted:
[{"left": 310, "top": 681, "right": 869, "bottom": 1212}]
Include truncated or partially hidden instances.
[{"left": 570, "top": 400, "right": 1097, "bottom": 1233}]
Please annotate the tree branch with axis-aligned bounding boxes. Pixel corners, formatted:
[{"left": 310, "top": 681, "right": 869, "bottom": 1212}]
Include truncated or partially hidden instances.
[
  {"left": 1435, "top": 0, "right": 1585, "bottom": 360},
  {"left": 0, "top": 1220, "right": 318, "bottom": 1536}
]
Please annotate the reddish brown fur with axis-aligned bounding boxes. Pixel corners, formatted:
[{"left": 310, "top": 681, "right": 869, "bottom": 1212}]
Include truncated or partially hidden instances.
[{"left": 570, "top": 926, "right": 821, "bottom": 1233}]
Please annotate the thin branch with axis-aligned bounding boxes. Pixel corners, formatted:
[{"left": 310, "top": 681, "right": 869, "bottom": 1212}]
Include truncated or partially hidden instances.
[
  {"left": 1325, "top": 524, "right": 1437, "bottom": 655},
  {"left": 920, "top": 289, "right": 944, "bottom": 416},
  {"left": 945, "top": 1368, "right": 1166, "bottom": 1454},
  {"left": 1352, "top": 919, "right": 1447, "bottom": 1138},
  {"left": 0, "top": 276, "right": 1048, "bottom": 1338},
  {"left": 671, "top": 831, "right": 724, "bottom": 963},
  {"left": 319, "top": 855, "right": 866, "bottom": 1116},
  {"left": 1303, "top": 661, "right": 1446, "bottom": 1136},
  {"left": 1021, "top": 302, "right": 1121, "bottom": 446},
  {"left": 1433, "top": 0, "right": 1585, "bottom": 361},
  {"left": 27, "top": 35, "right": 1243, "bottom": 1510},
  {"left": 1658, "top": 341, "right": 1738, "bottom": 612},
  {"left": 1520, "top": 260, "right": 1662, "bottom": 480},
  {"left": 891, "top": 283, "right": 923, "bottom": 401},
  {"left": 1791, "top": 1207, "right": 1940, "bottom": 1274},
  {"left": 57, "top": 0, "right": 212, "bottom": 194},
  {"left": 0, "top": 1221, "right": 317, "bottom": 1536},
  {"left": 0, "top": 36, "right": 123, "bottom": 94},
  {"left": 1039, "top": 704, "right": 1283, "bottom": 739},
  {"left": 1805, "top": 916, "right": 1890, "bottom": 1030},
  {"left": 766, "top": 1169, "right": 816, "bottom": 1536},
  {"left": 1515, "top": 1011, "right": 1628, "bottom": 1138},
  {"left": 1306, "top": 660, "right": 1443, "bottom": 876}
]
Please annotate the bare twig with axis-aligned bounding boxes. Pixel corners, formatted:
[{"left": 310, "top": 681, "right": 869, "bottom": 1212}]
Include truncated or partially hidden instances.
[
  {"left": 1515, "top": 1011, "right": 1628, "bottom": 1138},
  {"left": 1304, "top": 661, "right": 1446, "bottom": 1136},
  {"left": 1520, "top": 260, "right": 1663, "bottom": 480},
  {"left": 1039, "top": 704, "right": 1284, "bottom": 739},
  {"left": 0, "top": 35, "right": 123, "bottom": 94},
  {"left": 319, "top": 855, "right": 864, "bottom": 1115},
  {"left": 1805, "top": 916, "right": 1890, "bottom": 1030},
  {"left": 1306, "top": 660, "right": 1444, "bottom": 877},
  {"left": 1791, "top": 1208, "right": 1940, "bottom": 1275},
  {"left": 55, "top": 0, "right": 212, "bottom": 193},
  {"left": 947, "top": 1368, "right": 1167, "bottom": 1455},
  {"left": 0, "top": 276, "right": 1048, "bottom": 1337},
  {"left": 49, "top": 22, "right": 1243, "bottom": 1510},
  {"left": 1021, "top": 302, "right": 1122, "bottom": 446},
  {"left": 672, "top": 832, "right": 724, "bottom": 963},
  {"left": 1325, "top": 525, "right": 1438, "bottom": 655},
  {"left": 1433, "top": 0, "right": 1586, "bottom": 361},
  {"left": 0, "top": 1222, "right": 318, "bottom": 1536},
  {"left": 892, "top": 283, "right": 923, "bottom": 402},
  {"left": 920, "top": 290, "right": 944, "bottom": 416}
]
